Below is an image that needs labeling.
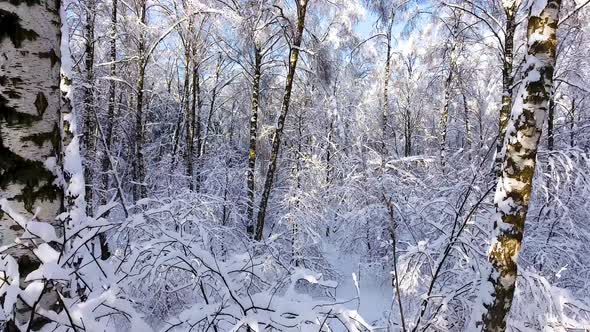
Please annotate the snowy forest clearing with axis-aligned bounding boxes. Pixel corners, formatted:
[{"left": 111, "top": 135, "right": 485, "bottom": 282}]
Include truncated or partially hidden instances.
[
  {"left": 323, "top": 244, "right": 394, "bottom": 329},
  {"left": 2, "top": 0, "right": 590, "bottom": 330}
]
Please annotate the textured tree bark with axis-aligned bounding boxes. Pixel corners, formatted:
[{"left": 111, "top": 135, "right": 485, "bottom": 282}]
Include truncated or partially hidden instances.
[
  {"left": 463, "top": 90, "right": 472, "bottom": 161},
  {"left": 470, "top": 1, "right": 561, "bottom": 330},
  {"left": 246, "top": 47, "right": 262, "bottom": 236},
  {"left": 494, "top": 2, "right": 518, "bottom": 175},
  {"left": 171, "top": 84, "right": 183, "bottom": 166},
  {"left": 96, "top": 0, "right": 117, "bottom": 260},
  {"left": 201, "top": 55, "right": 221, "bottom": 162},
  {"left": 439, "top": 20, "right": 460, "bottom": 168},
  {"left": 254, "top": 0, "right": 309, "bottom": 241},
  {"left": 182, "top": 48, "right": 194, "bottom": 189},
  {"left": 101, "top": 0, "right": 117, "bottom": 208},
  {"left": 439, "top": 67, "right": 453, "bottom": 167},
  {"left": 326, "top": 117, "right": 334, "bottom": 183},
  {"left": 379, "top": 5, "right": 399, "bottom": 160},
  {"left": 182, "top": 16, "right": 196, "bottom": 191},
  {"left": 547, "top": 95, "right": 555, "bottom": 150},
  {"left": 382, "top": 31, "right": 393, "bottom": 158},
  {"left": 570, "top": 98, "right": 575, "bottom": 148},
  {"left": 290, "top": 103, "right": 305, "bottom": 266},
  {"left": 83, "top": 0, "right": 96, "bottom": 216},
  {"left": 134, "top": 0, "right": 148, "bottom": 200},
  {"left": 0, "top": 0, "right": 64, "bottom": 327},
  {"left": 192, "top": 62, "right": 203, "bottom": 192},
  {"left": 404, "top": 106, "right": 412, "bottom": 157}
]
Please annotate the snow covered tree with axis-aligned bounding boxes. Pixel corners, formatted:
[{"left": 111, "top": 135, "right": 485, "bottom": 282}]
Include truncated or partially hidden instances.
[
  {"left": 470, "top": 0, "right": 563, "bottom": 329},
  {"left": 255, "top": 0, "right": 310, "bottom": 241},
  {"left": 0, "top": 0, "right": 64, "bottom": 327}
]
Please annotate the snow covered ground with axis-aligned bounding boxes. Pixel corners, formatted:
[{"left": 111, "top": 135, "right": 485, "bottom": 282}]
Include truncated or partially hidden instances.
[{"left": 323, "top": 242, "right": 394, "bottom": 330}]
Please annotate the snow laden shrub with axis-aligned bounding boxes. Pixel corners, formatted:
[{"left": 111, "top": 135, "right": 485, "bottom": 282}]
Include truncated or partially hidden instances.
[
  {"left": 0, "top": 200, "right": 149, "bottom": 331},
  {"left": 508, "top": 149, "right": 590, "bottom": 331},
  {"left": 305, "top": 144, "right": 491, "bottom": 329},
  {"left": 112, "top": 192, "right": 372, "bottom": 331}
]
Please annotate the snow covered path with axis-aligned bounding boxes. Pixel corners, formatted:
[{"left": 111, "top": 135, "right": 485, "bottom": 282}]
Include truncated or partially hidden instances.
[{"left": 322, "top": 242, "right": 395, "bottom": 330}]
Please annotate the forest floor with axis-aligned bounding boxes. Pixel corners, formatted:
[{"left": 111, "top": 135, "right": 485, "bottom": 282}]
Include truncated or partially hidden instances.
[{"left": 323, "top": 242, "right": 393, "bottom": 329}]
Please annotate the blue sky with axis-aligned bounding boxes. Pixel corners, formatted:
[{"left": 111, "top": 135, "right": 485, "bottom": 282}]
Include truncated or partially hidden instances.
[{"left": 355, "top": 11, "right": 378, "bottom": 38}]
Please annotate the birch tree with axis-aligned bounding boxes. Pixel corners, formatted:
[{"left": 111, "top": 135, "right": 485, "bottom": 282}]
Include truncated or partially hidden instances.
[
  {"left": 100, "top": 0, "right": 118, "bottom": 210},
  {"left": 495, "top": 0, "right": 521, "bottom": 173},
  {"left": 179, "top": 14, "right": 196, "bottom": 190},
  {"left": 215, "top": 0, "right": 283, "bottom": 235},
  {"left": 0, "top": 0, "right": 64, "bottom": 327},
  {"left": 438, "top": 13, "right": 461, "bottom": 167},
  {"left": 365, "top": 0, "right": 409, "bottom": 158},
  {"left": 254, "top": 0, "right": 309, "bottom": 241},
  {"left": 446, "top": 0, "right": 523, "bottom": 172},
  {"left": 470, "top": 0, "right": 562, "bottom": 329},
  {"left": 134, "top": 0, "right": 148, "bottom": 200},
  {"left": 83, "top": 0, "right": 97, "bottom": 215}
]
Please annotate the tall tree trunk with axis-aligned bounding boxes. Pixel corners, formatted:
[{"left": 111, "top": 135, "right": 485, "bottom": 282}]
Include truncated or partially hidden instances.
[
  {"left": 470, "top": 1, "right": 561, "bottom": 330},
  {"left": 0, "top": 0, "right": 64, "bottom": 327},
  {"left": 192, "top": 62, "right": 203, "bottom": 192},
  {"left": 134, "top": 0, "right": 147, "bottom": 200},
  {"left": 291, "top": 100, "right": 306, "bottom": 266},
  {"left": 439, "top": 18, "right": 461, "bottom": 168},
  {"left": 201, "top": 55, "right": 222, "bottom": 162},
  {"left": 254, "top": 0, "right": 309, "bottom": 241},
  {"left": 246, "top": 47, "right": 262, "bottom": 236},
  {"left": 326, "top": 118, "right": 334, "bottom": 184},
  {"left": 83, "top": 0, "right": 96, "bottom": 215},
  {"left": 463, "top": 91, "right": 472, "bottom": 161},
  {"left": 182, "top": 18, "right": 196, "bottom": 191},
  {"left": 570, "top": 98, "right": 575, "bottom": 148},
  {"left": 183, "top": 48, "right": 195, "bottom": 189},
  {"left": 439, "top": 68, "right": 453, "bottom": 167},
  {"left": 96, "top": 0, "right": 116, "bottom": 260},
  {"left": 404, "top": 93, "right": 412, "bottom": 157},
  {"left": 547, "top": 94, "right": 555, "bottom": 150},
  {"left": 171, "top": 96, "right": 183, "bottom": 165},
  {"left": 101, "top": 0, "right": 117, "bottom": 207},
  {"left": 495, "top": 2, "right": 518, "bottom": 174},
  {"left": 382, "top": 30, "right": 393, "bottom": 158},
  {"left": 326, "top": 86, "right": 337, "bottom": 184}
]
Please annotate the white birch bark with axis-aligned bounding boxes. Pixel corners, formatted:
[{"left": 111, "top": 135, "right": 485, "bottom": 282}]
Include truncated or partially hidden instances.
[
  {"left": 0, "top": 0, "right": 63, "bottom": 248},
  {"left": 469, "top": 1, "right": 562, "bottom": 330},
  {"left": 0, "top": 0, "right": 65, "bottom": 328}
]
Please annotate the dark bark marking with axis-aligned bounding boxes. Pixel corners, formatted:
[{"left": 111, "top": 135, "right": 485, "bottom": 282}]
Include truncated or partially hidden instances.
[
  {"left": 0, "top": 9, "right": 39, "bottom": 48},
  {"left": 34, "top": 92, "right": 48, "bottom": 116}
]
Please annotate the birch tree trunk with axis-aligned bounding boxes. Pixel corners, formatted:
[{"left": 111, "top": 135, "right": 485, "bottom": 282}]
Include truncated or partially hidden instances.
[
  {"left": 192, "top": 61, "right": 203, "bottom": 192},
  {"left": 183, "top": 17, "right": 196, "bottom": 191},
  {"left": 254, "top": 0, "right": 309, "bottom": 241},
  {"left": 382, "top": 25, "right": 393, "bottom": 158},
  {"left": 404, "top": 106, "right": 412, "bottom": 157},
  {"left": 0, "top": 0, "right": 64, "bottom": 327},
  {"left": 463, "top": 90, "right": 472, "bottom": 161},
  {"left": 134, "top": 0, "right": 148, "bottom": 200},
  {"left": 95, "top": 0, "right": 116, "bottom": 260},
  {"left": 569, "top": 98, "right": 575, "bottom": 148},
  {"left": 201, "top": 55, "right": 222, "bottom": 159},
  {"left": 470, "top": 1, "right": 561, "bottom": 330},
  {"left": 494, "top": 1, "right": 519, "bottom": 174},
  {"left": 182, "top": 47, "right": 194, "bottom": 189},
  {"left": 439, "top": 19, "right": 460, "bottom": 168},
  {"left": 83, "top": 0, "right": 96, "bottom": 215},
  {"left": 101, "top": 0, "right": 117, "bottom": 208},
  {"left": 547, "top": 94, "right": 555, "bottom": 150},
  {"left": 246, "top": 47, "right": 262, "bottom": 236},
  {"left": 439, "top": 68, "right": 453, "bottom": 167}
]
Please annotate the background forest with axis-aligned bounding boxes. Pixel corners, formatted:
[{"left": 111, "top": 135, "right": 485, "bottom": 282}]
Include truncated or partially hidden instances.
[{"left": 1, "top": 0, "right": 590, "bottom": 330}]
